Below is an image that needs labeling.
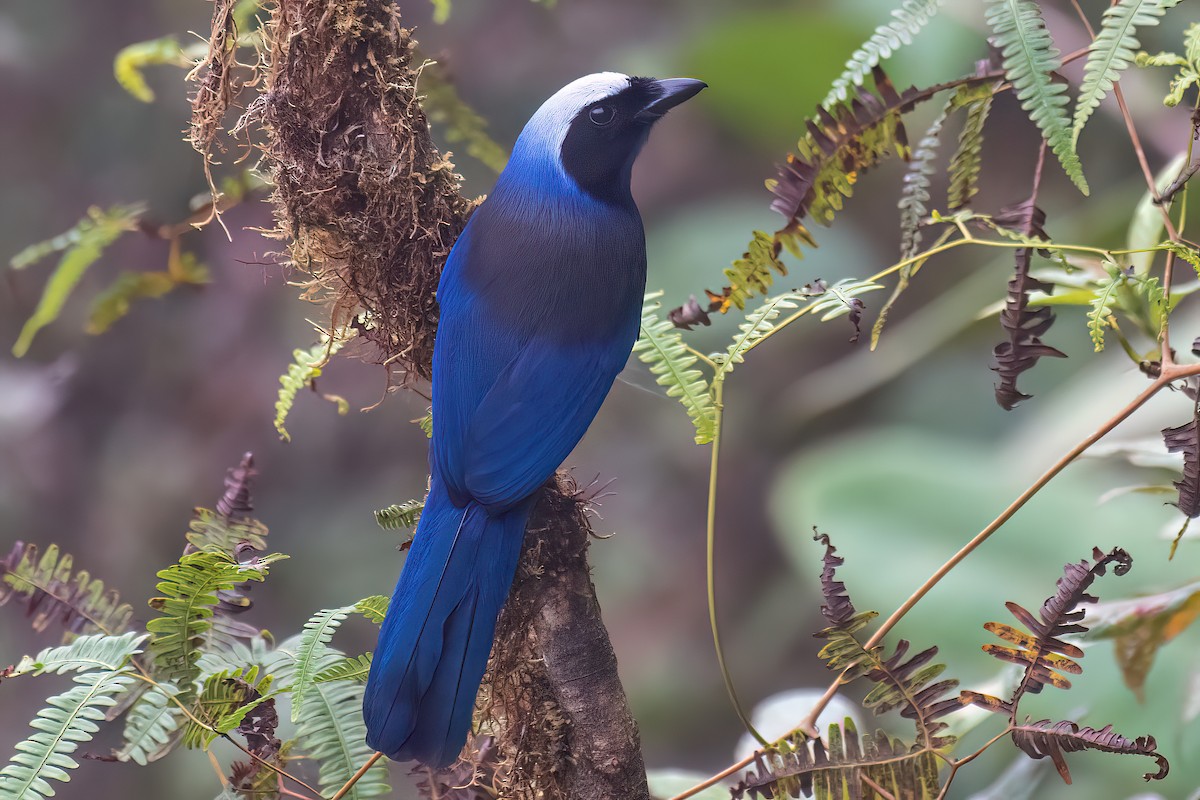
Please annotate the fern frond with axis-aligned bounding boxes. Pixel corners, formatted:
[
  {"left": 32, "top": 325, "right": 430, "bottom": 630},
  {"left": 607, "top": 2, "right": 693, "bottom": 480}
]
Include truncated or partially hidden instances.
[
  {"left": 985, "top": 0, "right": 1089, "bottom": 194},
  {"left": 275, "top": 329, "right": 354, "bottom": 442},
  {"left": 314, "top": 653, "right": 372, "bottom": 683},
  {"left": 0, "top": 670, "right": 136, "bottom": 800},
  {"left": 1074, "top": 0, "right": 1179, "bottom": 143},
  {"left": 113, "top": 36, "right": 190, "bottom": 103},
  {"left": 10, "top": 632, "right": 146, "bottom": 677},
  {"left": 375, "top": 499, "right": 424, "bottom": 530},
  {"left": 633, "top": 292, "right": 716, "bottom": 444},
  {"left": 146, "top": 551, "right": 285, "bottom": 703},
  {"left": 898, "top": 102, "right": 951, "bottom": 260},
  {"left": 771, "top": 67, "right": 920, "bottom": 241},
  {"left": 822, "top": 0, "right": 947, "bottom": 109},
  {"left": 732, "top": 720, "right": 943, "bottom": 799},
  {"left": 947, "top": 89, "right": 997, "bottom": 210},
  {"left": 712, "top": 230, "right": 790, "bottom": 314},
  {"left": 11, "top": 204, "right": 146, "bottom": 357},
  {"left": 968, "top": 547, "right": 1132, "bottom": 717},
  {"left": 812, "top": 534, "right": 960, "bottom": 750},
  {"left": 721, "top": 293, "right": 804, "bottom": 371},
  {"left": 187, "top": 508, "right": 270, "bottom": 556},
  {"left": 353, "top": 595, "right": 389, "bottom": 625},
  {"left": 114, "top": 683, "right": 185, "bottom": 765},
  {"left": 183, "top": 666, "right": 274, "bottom": 749},
  {"left": 290, "top": 606, "right": 354, "bottom": 722},
  {"left": 420, "top": 64, "right": 509, "bottom": 172},
  {"left": 86, "top": 262, "right": 210, "bottom": 335},
  {"left": 295, "top": 659, "right": 390, "bottom": 799},
  {"left": 1163, "top": 409, "right": 1200, "bottom": 517},
  {"left": 1087, "top": 262, "right": 1124, "bottom": 351},
  {"left": 0, "top": 541, "right": 133, "bottom": 639},
  {"left": 1011, "top": 720, "right": 1168, "bottom": 783}
]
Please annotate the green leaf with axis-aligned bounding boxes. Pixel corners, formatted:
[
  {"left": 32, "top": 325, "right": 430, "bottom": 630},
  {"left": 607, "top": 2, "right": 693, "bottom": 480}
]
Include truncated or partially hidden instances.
[
  {"left": 1074, "top": 0, "right": 1178, "bottom": 143},
  {"left": 821, "top": 0, "right": 946, "bottom": 109},
  {"left": 183, "top": 666, "right": 273, "bottom": 749},
  {"left": 947, "top": 88, "right": 997, "bottom": 210},
  {"left": 146, "top": 551, "right": 285, "bottom": 703},
  {"left": 11, "top": 204, "right": 146, "bottom": 357},
  {"left": 354, "top": 595, "right": 389, "bottom": 625},
  {"left": 86, "top": 271, "right": 175, "bottom": 334},
  {"left": 113, "top": 36, "right": 187, "bottom": 102},
  {"left": 11, "top": 632, "right": 146, "bottom": 677},
  {"left": 274, "top": 329, "right": 354, "bottom": 442},
  {"left": 420, "top": 66, "right": 509, "bottom": 172},
  {"left": 985, "top": 0, "right": 1089, "bottom": 194},
  {"left": 1087, "top": 262, "right": 1125, "bottom": 351},
  {"left": 0, "top": 670, "right": 136, "bottom": 800},
  {"left": 374, "top": 499, "right": 424, "bottom": 530},
  {"left": 0, "top": 541, "right": 134, "bottom": 638},
  {"left": 314, "top": 653, "right": 373, "bottom": 684},
  {"left": 721, "top": 292, "right": 805, "bottom": 372},
  {"left": 290, "top": 606, "right": 354, "bottom": 722},
  {"left": 632, "top": 292, "right": 716, "bottom": 444},
  {"left": 429, "top": 0, "right": 451, "bottom": 23},
  {"left": 114, "top": 684, "right": 185, "bottom": 765},
  {"left": 295, "top": 660, "right": 390, "bottom": 799}
]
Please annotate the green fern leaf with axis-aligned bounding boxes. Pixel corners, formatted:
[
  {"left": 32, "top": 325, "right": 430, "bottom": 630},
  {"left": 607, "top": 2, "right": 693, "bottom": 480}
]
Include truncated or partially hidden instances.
[
  {"left": 719, "top": 230, "right": 791, "bottom": 312},
  {"left": 186, "top": 507, "right": 270, "bottom": 555},
  {"left": 295, "top": 658, "right": 390, "bottom": 799},
  {"left": 275, "top": 329, "right": 354, "bottom": 442},
  {"left": 314, "top": 653, "right": 372, "bottom": 683},
  {"left": 1088, "top": 262, "right": 1125, "bottom": 351},
  {"left": 290, "top": 606, "right": 354, "bottom": 722},
  {"left": 183, "top": 666, "right": 273, "bottom": 749},
  {"left": 633, "top": 292, "right": 716, "bottom": 444},
  {"left": 1, "top": 541, "right": 134, "bottom": 638},
  {"left": 11, "top": 204, "right": 146, "bottom": 357},
  {"left": 0, "top": 670, "right": 136, "bottom": 800},
  {"left": 11, "top": 632, "right": 146, "bottom": 677},
  {"left": 1074, "top": 0, "right": 1178, "bottom": 143},
  {"left": 822, "top": 0, "right": 947, "bottom": 109},
  {"left": 354, "top": 595, "right": 389, "bottom": 624},
  {"left": 113, "top": 36, "right": 188, "bottom": 102},
  {"left": 899, "top": 101, "right": 953, "bottom": 259},
  {"left": 985, "top": 0, "right": 1089, "bottom": 194},
  {"left": 420, "top": 65, "right": 509, "bottom": 172},
  {"left": 947, "top": 89, "right": 996, "bottom": 209},
  {"left": 374, "top": 499, "right": 424, "bottom": 530},
  {"left": 721, "top": 293, "right": 804, "bottom": 372},
  {"left": 146, "top": 551, "right": 285, "bottom": 703},
  {"left": 114, "top": 684, "right": 185, "bottom": 765}
]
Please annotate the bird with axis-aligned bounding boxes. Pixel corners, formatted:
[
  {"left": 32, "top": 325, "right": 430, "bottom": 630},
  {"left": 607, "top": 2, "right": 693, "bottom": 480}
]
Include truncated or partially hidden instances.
[{"left": 363, "top": 72, "right": 706, "bottom": 767}]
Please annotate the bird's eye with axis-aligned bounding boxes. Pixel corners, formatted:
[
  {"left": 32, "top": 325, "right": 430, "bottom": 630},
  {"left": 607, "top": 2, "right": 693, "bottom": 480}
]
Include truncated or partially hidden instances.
[{"left": 588, "top": 105, "right": 616, "bottom": 127}]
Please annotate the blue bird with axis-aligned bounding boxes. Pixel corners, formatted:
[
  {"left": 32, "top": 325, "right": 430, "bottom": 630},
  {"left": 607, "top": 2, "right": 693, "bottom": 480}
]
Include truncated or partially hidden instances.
[{"left": 363, "top": 72, "right": 706, "bottom": 766}]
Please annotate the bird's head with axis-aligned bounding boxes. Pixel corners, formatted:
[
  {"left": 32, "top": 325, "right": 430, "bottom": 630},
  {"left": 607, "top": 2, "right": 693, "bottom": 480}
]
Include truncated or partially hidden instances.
[{"left": 506, "top": 72, "right": 706, "bottom": 205}]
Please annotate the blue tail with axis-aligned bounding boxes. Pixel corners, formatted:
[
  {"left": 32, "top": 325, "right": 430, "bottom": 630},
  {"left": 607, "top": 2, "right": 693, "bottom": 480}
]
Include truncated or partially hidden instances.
[{"left": 363, "top": 478, "right": 530, "bottom": 766}]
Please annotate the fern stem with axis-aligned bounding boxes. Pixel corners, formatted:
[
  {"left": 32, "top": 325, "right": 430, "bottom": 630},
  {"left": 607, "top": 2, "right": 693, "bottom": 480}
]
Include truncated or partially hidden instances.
[
  {"left": 704, "top": 381, "right": 765, "bottom": 746},
  {"left": 330, "top": 751, "right": 384, "bottom": 800}
]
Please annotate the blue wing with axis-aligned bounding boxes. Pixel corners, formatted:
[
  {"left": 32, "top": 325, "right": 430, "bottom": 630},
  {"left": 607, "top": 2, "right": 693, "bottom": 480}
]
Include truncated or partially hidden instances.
[{"left": 429, "top": 196, "right": 644, "bottom": 511}]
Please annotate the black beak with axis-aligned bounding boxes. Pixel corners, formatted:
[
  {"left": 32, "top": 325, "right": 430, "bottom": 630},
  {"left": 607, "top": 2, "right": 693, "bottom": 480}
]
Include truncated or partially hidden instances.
[{"left": 635, "top": 77, "right": 707, "bottom": 122}]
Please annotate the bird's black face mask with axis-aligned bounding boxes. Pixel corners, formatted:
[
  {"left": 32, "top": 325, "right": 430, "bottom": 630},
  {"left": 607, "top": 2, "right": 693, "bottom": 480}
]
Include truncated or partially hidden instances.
[{"left": 559, "top": 76, "right": 705, "bottom": 205}]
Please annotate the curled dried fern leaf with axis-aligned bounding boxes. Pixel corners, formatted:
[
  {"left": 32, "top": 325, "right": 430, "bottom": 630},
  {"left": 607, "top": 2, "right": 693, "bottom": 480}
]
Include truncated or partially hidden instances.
[
  {"left": 1162, "top": 406, "right": 1200, "bottom": 517},
  {"left": 1011, "top": 720, "right": 1168, "bottom": 783}
]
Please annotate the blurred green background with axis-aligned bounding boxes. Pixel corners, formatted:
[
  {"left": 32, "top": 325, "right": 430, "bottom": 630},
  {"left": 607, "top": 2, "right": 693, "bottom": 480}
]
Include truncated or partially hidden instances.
[{"left": 3, "top": 0, "right": 1200, "bottom": 797}]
